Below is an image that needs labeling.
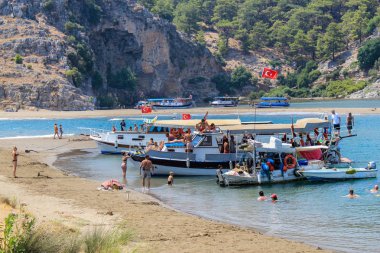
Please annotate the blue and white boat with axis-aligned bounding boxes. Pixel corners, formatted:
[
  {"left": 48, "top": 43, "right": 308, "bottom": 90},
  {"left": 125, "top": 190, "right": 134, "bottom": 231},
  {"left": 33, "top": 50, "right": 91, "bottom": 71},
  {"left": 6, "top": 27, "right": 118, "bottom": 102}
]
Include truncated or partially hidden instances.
[
  {"left": 256, "top": 97, "right": 290, "bottom": 108},
  {"left": 148, "top": 98, "right": 194, "bottom": 109}
]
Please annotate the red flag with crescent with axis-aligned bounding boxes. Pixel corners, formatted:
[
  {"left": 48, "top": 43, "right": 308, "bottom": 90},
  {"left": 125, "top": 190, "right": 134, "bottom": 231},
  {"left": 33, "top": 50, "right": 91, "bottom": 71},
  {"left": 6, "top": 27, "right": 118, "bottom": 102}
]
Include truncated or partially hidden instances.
[
  {"left": 141, "top": 106, "right": 152, "bottom": 113},
  {"left": 262, "top": 68, "right": 278, "bottom": 79},
  {"left": 182, "top": 113, "right": 191, "bottom": 120}
]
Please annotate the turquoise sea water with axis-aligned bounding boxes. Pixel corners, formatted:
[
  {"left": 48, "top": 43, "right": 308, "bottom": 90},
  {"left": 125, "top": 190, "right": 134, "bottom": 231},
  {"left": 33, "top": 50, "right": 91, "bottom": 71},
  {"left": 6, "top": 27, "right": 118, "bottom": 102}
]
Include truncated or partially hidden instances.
[{"left": 1, "top": 101, "right": 380, "bottom": 253}]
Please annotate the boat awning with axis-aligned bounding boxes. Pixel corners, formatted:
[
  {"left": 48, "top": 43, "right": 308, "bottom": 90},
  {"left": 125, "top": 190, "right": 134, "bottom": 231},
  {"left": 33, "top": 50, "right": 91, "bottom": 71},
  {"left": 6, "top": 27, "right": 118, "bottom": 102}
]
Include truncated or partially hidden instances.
[
  {"left": 154, "top": 119, "right": 242, "bottom": 128},
  {"left": 296, "top": 145, "right": 329, "bottom": 151},
  {"left": 220, "top": 118, "right": 329, "bottom": 135},
  {"left": 261, "top": 97, "right": 288, "bottom": 100}
]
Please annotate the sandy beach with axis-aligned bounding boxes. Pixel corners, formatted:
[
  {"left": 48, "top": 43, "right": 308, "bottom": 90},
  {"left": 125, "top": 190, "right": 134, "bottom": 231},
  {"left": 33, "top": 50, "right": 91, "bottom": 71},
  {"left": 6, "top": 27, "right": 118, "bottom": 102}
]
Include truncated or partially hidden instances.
[
  {"left": 0, "top": 136, "right": 333, "bottom": 252},
  {"left": 0, "top": 106, "right": 379, "bottom": 119}
]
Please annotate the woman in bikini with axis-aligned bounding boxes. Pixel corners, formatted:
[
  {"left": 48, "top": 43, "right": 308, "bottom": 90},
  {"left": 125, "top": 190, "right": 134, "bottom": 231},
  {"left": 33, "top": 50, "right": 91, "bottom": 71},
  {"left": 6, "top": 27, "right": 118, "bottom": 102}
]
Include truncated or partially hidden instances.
[
  {"left": 12, "top": 146, "right": 19, "bottom": 178},
  {"left": 121, "top": 152, "right": 130, "bottom": 178}
]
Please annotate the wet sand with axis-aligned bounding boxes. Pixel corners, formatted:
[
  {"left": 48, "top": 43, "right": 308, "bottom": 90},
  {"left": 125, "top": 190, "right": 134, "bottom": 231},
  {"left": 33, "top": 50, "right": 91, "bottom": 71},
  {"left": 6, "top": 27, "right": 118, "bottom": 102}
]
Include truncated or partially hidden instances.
[
  {"left": 0, "top": 106, "right": 379, "bottom": 119},
  {"left": 0, "top": 137, "right": 332, "bottom": 252}
]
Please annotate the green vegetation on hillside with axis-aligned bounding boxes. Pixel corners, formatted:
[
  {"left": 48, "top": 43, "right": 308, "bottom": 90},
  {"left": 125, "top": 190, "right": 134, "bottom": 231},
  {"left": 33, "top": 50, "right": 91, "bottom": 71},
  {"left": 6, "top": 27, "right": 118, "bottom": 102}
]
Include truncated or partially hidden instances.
[{"left": 140, "top": 0, "right": 380, "bottom": 66}]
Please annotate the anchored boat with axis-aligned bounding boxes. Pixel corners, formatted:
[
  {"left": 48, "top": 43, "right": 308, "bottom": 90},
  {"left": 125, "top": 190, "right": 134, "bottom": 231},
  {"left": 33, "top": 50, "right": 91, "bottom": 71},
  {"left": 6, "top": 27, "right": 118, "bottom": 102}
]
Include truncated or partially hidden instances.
[
  {"left": 147, "top": 98, "right": 194, "bottom": 109},
  {"left": 210, "top": 96, "right": 239, "bottom": 107},
  {"left": 300, "top": 162, "right": 377, "bottom": 181},
  {"left": 256, "top": 97, "right": 290, "bottom": 108}
]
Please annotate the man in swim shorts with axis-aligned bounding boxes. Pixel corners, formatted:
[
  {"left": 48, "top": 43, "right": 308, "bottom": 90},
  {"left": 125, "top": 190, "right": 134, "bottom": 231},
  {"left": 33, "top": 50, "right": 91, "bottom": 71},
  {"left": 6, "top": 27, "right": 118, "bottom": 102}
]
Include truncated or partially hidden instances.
[{"left": 140, "top": 155, "right": 154, "bottom": 189}]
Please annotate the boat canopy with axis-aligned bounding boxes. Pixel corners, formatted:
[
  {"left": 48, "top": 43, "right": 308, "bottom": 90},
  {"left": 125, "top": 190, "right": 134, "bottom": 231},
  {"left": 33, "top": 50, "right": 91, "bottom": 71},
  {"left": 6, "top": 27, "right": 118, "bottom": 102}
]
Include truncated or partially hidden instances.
[
  {"left": 214, "top": 96, "right": 239, "bottom": 100},
  {"left": 147, "top": 98, "right": 175, "bottom": 102},
  {"left": 295, "top": 145, "right": 329, "bottom": 151},
  {"left": 220, "top": 118, "right": 329, "bottom": 135},
  {"left": 261, "top": 97, "right": 288, "bottom": 101},
  {"left": 154, "top": 119, "right": 242, "bottom": 128}
]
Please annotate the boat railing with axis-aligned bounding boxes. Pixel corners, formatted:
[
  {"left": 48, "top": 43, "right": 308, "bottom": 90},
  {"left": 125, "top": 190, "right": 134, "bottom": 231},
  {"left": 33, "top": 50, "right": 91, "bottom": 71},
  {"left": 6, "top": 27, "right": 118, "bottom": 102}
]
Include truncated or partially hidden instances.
[{"left": 78, "top": 127, "right": 108, "bottom": 137}]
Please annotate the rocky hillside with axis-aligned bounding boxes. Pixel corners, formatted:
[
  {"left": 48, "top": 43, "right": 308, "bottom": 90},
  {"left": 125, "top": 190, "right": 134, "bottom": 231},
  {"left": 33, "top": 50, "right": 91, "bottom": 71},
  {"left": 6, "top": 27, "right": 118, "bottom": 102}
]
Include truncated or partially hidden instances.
[{"left": 0, "top": 0, "right": 222, "bottom": 110}]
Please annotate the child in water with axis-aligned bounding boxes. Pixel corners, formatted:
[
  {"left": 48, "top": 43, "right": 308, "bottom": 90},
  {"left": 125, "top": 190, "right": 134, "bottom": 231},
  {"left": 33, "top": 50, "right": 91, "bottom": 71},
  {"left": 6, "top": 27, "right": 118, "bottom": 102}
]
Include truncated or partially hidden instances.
[
  {"left": 345, "top": 189, "right": 359, "bottom": 199},
  {"left": 257, "top": 191, "right": 267, "bottom": 201},
  {"left": 370, "top": 185, "right": 378, "bottom": 193},
  {"left": 167, "top": 172, "right": 174, "bottom": 186},
  {"left": 271, "top": 194, "right": 278, "bottom": 202}
]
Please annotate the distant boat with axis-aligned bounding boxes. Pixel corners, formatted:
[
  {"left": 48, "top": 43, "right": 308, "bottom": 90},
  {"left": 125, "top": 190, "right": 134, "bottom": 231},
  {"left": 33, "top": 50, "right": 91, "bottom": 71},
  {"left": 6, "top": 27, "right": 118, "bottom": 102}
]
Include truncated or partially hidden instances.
[
  {"left": 147, "top": 98, "right": 194, "bottom": 109},
  {"left": 210, "top": 96, "right": 239, "bottom": 107},
  {"left": 134, "top": 101, "right": 149, "bottom": 109},
  {"left": 256, "top": 97, "right": 290, "bottom": 108}
]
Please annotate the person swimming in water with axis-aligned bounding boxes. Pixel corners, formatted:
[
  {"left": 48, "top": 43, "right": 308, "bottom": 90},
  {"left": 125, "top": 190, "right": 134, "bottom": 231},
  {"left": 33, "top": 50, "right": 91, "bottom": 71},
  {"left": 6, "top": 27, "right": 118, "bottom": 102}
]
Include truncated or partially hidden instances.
[
  {"left": 370, "top": 185, "right": 378, "bottom": 193},
  {"left": 345, "top": 189, "right": 359, "bottom": 199},
  {"left": 257, "top": 191, "right": 267, "bottom": 201},
  {"left": 271, "top": 194, "right": 278, "bottom": 202}
]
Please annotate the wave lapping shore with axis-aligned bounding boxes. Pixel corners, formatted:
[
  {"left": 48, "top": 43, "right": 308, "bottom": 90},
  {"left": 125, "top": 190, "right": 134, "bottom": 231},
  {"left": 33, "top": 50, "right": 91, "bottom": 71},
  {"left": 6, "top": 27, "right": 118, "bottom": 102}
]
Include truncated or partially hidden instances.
[{"left": 0, "top": 137, "right": 331, "bottom": 252}]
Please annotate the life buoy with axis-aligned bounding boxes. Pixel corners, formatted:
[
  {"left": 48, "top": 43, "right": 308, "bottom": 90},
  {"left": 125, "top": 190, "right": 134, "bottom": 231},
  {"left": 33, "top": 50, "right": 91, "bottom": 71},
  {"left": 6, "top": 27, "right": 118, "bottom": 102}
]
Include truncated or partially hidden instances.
[{"left": 284, "top": 154, "right": 296, "bottom": 169}]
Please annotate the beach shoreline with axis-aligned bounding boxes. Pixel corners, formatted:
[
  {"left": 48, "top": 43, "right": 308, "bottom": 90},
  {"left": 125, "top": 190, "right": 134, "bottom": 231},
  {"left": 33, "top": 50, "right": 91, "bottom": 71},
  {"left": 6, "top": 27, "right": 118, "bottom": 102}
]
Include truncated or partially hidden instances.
[
  {"left": 0, "top": 136, "right": 332, "bottom": 253},
  {"left": 1, "top": 106, "right": 380, "bottom": 119}
]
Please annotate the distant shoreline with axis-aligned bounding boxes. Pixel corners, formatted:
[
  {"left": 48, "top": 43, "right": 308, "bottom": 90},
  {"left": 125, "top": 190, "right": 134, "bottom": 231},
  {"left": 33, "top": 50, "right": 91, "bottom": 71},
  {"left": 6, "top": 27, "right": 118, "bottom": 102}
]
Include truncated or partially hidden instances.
[{"left": 1, "top": 106, "right": 379, "bottom": 119}]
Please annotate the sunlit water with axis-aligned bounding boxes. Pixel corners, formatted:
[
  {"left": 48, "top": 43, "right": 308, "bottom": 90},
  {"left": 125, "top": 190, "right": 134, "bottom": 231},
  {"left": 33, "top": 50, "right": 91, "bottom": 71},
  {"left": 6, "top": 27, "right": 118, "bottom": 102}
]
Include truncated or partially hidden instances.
[{"left": 1, "top": 103, "right": 380, "bottom": 253}]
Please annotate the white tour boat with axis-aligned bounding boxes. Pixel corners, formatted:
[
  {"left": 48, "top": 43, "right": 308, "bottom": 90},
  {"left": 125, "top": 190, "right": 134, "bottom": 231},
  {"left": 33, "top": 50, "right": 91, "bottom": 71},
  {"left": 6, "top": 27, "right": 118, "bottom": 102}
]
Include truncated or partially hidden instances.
[{"left": 210, "top": 96, "right": 239, "bottom": 107}]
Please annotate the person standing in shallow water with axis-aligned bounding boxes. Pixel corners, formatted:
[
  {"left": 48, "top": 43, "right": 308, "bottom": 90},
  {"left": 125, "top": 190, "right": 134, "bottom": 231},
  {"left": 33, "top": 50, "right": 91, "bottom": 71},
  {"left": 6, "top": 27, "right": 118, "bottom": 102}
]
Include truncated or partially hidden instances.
[
  {"left": 346, "top": 112, "right": 354, "bottom": 135},
  {"left": 59, "top": 124, "right": 63, "bottom": 139},
  {"left": 53, "top": 123, "right": 59, "bottom": 139},
  {"left": 12, "top": 146, "right": 19, "bottom": 178},
  {"left": 140, "top": 155, "right": 154, "bottom": 190},
  {"left": 121, "top": 152, "right": 130, "bottom": 178}
]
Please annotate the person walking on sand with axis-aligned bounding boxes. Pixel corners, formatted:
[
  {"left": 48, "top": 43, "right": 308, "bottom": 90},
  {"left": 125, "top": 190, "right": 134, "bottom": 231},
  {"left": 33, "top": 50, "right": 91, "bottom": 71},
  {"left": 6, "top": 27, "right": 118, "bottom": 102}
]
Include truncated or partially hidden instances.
[
  {"left": 121, "top": 152, "right": 130, "bottom": 178},
  {"left": 140, "top": 155, "right": 154, "bottom": 190},
  {"left": 346, "top": 112, "right": 354, "bottom": 135},
  {"left": 53, "top": 123, "right": 59, "bottom": 139},
  {"left": 59, "top": 124, "right": 63, "bottom": 139},
  {"left": 12, "top": 146, "right": 19, "bottom": 178}
]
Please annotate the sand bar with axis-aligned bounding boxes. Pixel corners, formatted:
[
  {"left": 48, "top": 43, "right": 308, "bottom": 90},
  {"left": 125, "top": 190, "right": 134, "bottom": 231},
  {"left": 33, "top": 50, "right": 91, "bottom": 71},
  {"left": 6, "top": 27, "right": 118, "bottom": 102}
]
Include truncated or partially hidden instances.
[
  {"left": 0, "top": 106, "right": 379, "bottom": 119},
  {"left": 0, "top": 136, "right": 332, "bottom": 252}
]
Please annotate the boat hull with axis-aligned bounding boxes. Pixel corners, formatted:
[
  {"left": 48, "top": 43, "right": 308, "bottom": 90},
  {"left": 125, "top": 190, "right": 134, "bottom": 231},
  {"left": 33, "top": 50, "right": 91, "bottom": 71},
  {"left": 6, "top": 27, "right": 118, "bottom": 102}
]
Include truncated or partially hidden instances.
[
  {"left": 217, "top": 168, "right": 305, "bottom": 186},
  {"left": 300, "top": 168, "right": 378, "bottom": 181}
]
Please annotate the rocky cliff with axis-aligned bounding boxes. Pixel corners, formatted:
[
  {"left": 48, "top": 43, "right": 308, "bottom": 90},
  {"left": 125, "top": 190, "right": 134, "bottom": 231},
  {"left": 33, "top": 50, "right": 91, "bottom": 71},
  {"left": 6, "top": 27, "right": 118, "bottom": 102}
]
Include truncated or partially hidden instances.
[{"left": 0, "top": 0, "right": 222, "bottom": 110}]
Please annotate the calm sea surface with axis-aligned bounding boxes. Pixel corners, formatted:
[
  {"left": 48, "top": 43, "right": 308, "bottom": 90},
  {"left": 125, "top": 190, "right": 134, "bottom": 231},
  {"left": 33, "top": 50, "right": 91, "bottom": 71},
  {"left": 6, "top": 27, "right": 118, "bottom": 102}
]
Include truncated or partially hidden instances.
[{"left": 1, "top": 101, "right": 379, "bottom": 253}]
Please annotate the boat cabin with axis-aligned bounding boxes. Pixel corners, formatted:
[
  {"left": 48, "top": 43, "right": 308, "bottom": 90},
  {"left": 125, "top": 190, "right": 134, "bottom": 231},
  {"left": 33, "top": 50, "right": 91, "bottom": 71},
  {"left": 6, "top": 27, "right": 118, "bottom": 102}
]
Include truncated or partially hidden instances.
[{"left": 256, "top": 97, "right": 289, "bottom": 108}]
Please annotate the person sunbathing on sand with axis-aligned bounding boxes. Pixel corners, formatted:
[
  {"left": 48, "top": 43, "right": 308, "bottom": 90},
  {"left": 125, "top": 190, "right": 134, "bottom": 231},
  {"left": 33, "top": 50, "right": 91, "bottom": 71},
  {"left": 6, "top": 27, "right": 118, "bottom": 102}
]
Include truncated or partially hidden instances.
[{"left": 345, "top": 189, "right": 359, "bottom": 199}]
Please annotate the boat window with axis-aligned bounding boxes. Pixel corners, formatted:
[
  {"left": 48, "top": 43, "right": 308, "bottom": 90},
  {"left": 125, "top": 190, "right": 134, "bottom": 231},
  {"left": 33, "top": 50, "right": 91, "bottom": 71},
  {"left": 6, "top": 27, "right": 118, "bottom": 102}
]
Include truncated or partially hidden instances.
[
  {"left": 199, "top": 135, "right": 213, "bottom": 146},
  {"left": 192, "top": 135, "right": 204, "bottom": 146},
  {"left": 117, "top": 135, "right": 124, "bottom": 140}
]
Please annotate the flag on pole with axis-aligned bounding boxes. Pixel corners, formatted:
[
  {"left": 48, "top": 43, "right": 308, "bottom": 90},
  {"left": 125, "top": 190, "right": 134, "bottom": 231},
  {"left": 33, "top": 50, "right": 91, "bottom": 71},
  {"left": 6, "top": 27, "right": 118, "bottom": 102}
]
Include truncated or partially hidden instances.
[
  {"left": 182, "top": 113, "right": 191, "bottom": 120},
  {"left": 261, "top": 68, "right": 278, "bottom": 79},
  {"left": 142, "top": 106, "right": 152, "bottom": 114}
]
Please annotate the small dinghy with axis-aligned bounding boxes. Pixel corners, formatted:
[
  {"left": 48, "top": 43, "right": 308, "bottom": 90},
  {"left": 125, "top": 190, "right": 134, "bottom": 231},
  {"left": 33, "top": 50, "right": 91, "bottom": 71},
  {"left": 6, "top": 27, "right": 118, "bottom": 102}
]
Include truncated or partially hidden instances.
[{"left": 300, "top": 162, "right": 378, "bottom": 181}]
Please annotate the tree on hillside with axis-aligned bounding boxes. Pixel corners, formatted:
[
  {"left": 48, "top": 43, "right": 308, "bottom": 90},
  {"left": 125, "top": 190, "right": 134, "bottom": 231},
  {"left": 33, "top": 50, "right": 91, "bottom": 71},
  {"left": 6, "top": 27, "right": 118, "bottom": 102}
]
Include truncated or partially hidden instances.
[
  {"left": 212, "top": 0, "right": 237, "bottom": 23},
  {"left": 248, "top": 21, "right": 270, "bottom": 50},
  {"left": 341, "top": 5, "right": 369, "bottom": 45},
  {"left": 215, "top": 19, "right": 238, "bottom": 48},
  {"left": 357, "top": 38, "right": 380, "bottom": 70},
  {"left": 151, "top": 0, "right": 175, "bottom": 21},
  {"left": 173, "top": 1, "right": 201, "bottom": 35},
  {"left": 231, "top": 66, "right": 255, "bottom": 89},
  {"left": 317, "top": 22, "right": 345, "bottom": 60}
]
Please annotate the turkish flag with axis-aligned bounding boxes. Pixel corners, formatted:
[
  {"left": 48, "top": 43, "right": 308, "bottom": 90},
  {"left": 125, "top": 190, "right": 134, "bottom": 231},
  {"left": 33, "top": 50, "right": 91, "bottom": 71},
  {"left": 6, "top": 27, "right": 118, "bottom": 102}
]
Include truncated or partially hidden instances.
[
  {"left": 141, "top": 106, "right": 152, "bottom": 113},
  {"left": 262, "top": 68, "right": 278, "bottom": 79},
  {"left": 182, "top": 113, "right": 191, "bottom": 120}
]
